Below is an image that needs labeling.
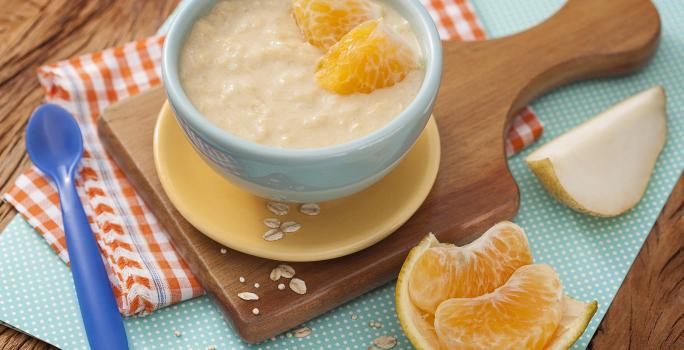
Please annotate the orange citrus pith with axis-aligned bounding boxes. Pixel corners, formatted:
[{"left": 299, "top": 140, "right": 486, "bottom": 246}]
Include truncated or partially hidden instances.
[
  {"left": 396, "top": 222, "right": 598, "bottom": 350},
  {"left": 408, "top": 222, "right": 533, "bottom": 314},
  {"left": 315, "top": 19, "right": 417, "bottom": 94},
  {"left": 292, "top": 0, "right": 380, "bottom": 50},
  {"left": 435, "top": 264, "right": 564, "bottom": 349}
]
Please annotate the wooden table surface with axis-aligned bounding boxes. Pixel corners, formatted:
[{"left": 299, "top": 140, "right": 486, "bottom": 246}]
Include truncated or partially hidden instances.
[{"left": 0, "top": 1, "right": 681, "bottom": 349}]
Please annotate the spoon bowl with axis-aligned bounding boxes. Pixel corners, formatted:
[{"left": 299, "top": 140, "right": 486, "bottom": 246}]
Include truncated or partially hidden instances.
[{"left": 26, "top": 104, "right": 83, "bottom": 180}]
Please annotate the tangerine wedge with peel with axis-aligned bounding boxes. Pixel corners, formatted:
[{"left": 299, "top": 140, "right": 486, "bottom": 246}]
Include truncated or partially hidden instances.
[
  {"left": 396, "top": 223, "right": 598, "bottom": 350},
  {"left": 315, "top": 19, "right": 417, "bottom": 94},
  {"left": 292, "top": 0, "right": 380, "bottom": 50}
]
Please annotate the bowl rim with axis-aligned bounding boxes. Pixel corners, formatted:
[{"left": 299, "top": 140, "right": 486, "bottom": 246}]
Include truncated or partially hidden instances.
[{"left": 162, "top": 0, "right": 443, "bottom": 162}]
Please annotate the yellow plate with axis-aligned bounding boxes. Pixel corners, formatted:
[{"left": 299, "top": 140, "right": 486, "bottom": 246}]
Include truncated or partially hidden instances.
[{"left": 154, "top": 102, "right": 441, "bottom": 261}]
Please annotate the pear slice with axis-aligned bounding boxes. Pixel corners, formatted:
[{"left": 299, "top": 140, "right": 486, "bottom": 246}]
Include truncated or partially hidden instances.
[{"left": 526, "top": 86, "right": 667, "bottom": 217}]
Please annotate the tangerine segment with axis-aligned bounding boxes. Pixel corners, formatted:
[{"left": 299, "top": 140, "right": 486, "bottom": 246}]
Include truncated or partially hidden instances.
[
  {"left": 408, "top": 221, "right": 533, "bottom": 315},
  {"left": 292, "top": 0, "right": 380, "bottom": 50},
  {"left": 315, "top": 19, "right": 417, "bottom": 94},
  {"left": 434, "top": 264, "right": 564, "bottom": 350}
]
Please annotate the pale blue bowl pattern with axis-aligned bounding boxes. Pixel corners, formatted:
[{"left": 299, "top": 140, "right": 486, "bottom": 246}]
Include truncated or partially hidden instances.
[{"left": 162, "top": 0, "right": 443, "bottom": 202}]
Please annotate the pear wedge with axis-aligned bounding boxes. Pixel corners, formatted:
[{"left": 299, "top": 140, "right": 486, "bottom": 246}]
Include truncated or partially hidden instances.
[{"left": 526, "top": 86, "right": 667, "bottom": 217}]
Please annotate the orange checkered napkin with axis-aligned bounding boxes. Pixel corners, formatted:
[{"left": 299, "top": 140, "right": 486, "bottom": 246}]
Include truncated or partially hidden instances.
[
  {"left": 5, "top": 36, "right": 203, "bottom": 316},
  {"left": 2, "top": 0, "right": 542, "bottom": 316}
]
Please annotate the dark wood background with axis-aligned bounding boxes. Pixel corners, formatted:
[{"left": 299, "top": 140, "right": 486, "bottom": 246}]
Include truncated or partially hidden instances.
[{"left": 0, "top": 0, "right": 680, "bottom": 349}]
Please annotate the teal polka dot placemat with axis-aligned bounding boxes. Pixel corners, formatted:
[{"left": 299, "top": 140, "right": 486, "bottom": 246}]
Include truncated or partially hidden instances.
[
  {"left": 1, "top": 0, "right": 683, "bottom": 349},
  {"left": 0, "top": 216, "right": 416, "bottom": 350}
]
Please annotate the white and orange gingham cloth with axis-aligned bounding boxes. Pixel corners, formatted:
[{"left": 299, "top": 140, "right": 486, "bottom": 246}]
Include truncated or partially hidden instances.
[{"left": 3, "top": 0, "right": 542, "bottom": 316}]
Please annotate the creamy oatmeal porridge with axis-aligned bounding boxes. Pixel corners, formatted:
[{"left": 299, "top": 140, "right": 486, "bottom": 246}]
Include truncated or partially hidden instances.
[{"left": 180, "top": 0, "right": 424, "bottom": 149}]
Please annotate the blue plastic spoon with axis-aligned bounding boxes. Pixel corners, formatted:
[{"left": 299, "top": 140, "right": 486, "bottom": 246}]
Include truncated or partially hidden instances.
[{"left": 25, "top": 104, "right": 129, "bottom": 350}]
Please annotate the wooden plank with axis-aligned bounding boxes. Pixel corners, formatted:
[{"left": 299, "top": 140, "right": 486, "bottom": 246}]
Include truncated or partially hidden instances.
[{"left": 588, "top": 173, "right": 684, "bottom": 349}]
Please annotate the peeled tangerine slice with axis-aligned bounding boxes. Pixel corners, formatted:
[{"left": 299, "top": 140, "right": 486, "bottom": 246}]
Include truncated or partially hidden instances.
[
  {"left": 292, "top": 0, "right": 380, "bottom": 50},
  {"left": 408, "top": 222, "right": 533, "bottom": 315},
  {"left": 316, "top": 19, "right": 417, "bottom": 95},
  {"left": 434, "top": 264, "right": 564, "bottom": 350},
  {"left": 396, "top": 224, "right": 598, "bottom": 350},
  {"left": 526, "top": 86, "right": 667, "bottom": 217}
]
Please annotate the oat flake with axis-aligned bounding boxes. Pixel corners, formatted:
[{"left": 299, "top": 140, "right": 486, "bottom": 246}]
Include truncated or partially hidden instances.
[
  {"left": 293, "top": 327, "right": 312, "bottom": 338},
  {"left": 279, "top": 264, "right": 296, "bottom": 278},
  {"left": 269, "top": 268, "right": 280, "bottom": 281},
  {"left": 299, "top": 203, "right": 320, "bottom": 216},
  {"left": 289, "top": 278, "right": 307, "bottom": 295},
  {"left": 373, "top": 335, "right": 397, "bottom": 349},
  {"left": 281, "top": 221, "right": 301, "bottom": 233},
  {"left": 237, "top": 292, "right": 259, "bottom": 301},
  {"left": 267, "top": 202, "right": 289, "bottom": 216},
  {"left": 263, "top": 218, "right": 281, "bottom": 228},
  {"left": 270, "top": 264, "right": 295, "bottom": 280},
  {"left": 263, "top": 229, "right": 284, "bottom": 241}
]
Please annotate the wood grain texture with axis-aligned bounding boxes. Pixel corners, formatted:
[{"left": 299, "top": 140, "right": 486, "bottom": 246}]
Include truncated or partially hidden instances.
[
  {"left": 588, "top": 174, "right": 684, "bottom": 350},
  {"left": 0, "top": 0, "right": 680, "bottom": 348},
  {"left": 98, "top": 0, "right": 664, "bottom": 343}
]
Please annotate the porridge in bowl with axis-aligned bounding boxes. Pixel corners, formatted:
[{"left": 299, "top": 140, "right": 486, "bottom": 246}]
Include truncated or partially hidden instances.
[{"left": 180, "top": 0, "right": 425, "bottom": 149}]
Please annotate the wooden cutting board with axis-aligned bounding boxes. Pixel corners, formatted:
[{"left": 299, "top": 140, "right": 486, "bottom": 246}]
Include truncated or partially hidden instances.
[{"left": 99, "top": 0, "right": 660, "bottom": 343}]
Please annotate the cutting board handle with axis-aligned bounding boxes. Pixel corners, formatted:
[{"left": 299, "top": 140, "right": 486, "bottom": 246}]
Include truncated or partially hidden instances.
[
  {"left": 503, "top": 0, "right": 661, "bottom": 111},
  {"left": 440, "top": 0, "right": 661, "bottom": 117},
  {"left": 431, "top": 0, "right": 660, "bottom": 234}
]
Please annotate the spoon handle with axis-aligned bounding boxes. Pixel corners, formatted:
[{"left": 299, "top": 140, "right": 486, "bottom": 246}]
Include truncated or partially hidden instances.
[{"left": 57, "top": 177, "right": 129, "bottom": 350}]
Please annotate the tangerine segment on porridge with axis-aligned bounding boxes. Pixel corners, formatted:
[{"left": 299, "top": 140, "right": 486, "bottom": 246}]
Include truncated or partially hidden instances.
[
  {"left": 292, "top": 0, "right": 381, "bottom": 50},
  {"left": 179, "top": 0, "right": 424, "bottom": 149}
]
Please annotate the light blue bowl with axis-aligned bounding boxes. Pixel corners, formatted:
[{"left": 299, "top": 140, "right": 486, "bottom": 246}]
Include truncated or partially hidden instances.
[{"left": 162, "top": 0, "right": 443, "bottom": 203}]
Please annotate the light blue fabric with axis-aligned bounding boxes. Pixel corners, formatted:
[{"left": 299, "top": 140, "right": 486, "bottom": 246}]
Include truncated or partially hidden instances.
[{"left": 1, "top": 0, "right": 683, "bottom": 349}]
